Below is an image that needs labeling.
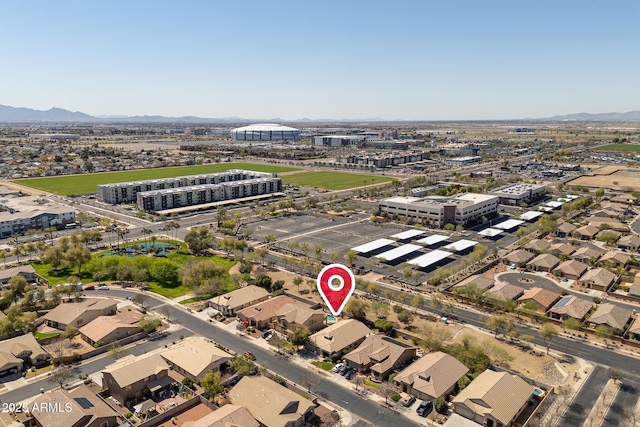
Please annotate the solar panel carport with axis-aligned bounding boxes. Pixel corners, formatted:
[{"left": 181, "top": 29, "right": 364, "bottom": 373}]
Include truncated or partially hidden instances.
[
  {"left": 375, "top": 244, "right": 422, "bottom": 261},
  {"left": 520, "top": 211, "right": 543, "bottom": 221},
  {"left": 443, "top": 239, "right": 479, "bottom": 252},
  {"left": 416, "top": 234, "right": 449, "bottom": 246},
  {"left": 478, "top": 228, "right": 502, "bottom": 237},
  {"left": 493, "top": 219, "right": 525, "bottom": 230},
  {"left": 407, "top": 250, "right": 452, "bottom": 268},
  {"left": 390, "top": 229, "right": 426, "bottom": 240},
  {"left": 351, "top": 238, "right": 395, "bottom": 253}
]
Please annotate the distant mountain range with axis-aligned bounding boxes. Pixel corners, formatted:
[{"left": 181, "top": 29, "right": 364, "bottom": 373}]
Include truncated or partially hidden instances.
[{"left": 1, "top": 103, "right": 639, "bottom": 123}]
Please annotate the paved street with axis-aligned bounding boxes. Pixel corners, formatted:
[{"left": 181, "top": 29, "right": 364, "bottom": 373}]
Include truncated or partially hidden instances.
[
  {"left": 603, "top": 376, "right": 640, "bottom": 426},
  {"left": 561, "top": 366, "right": 608, "bottom": 426}
]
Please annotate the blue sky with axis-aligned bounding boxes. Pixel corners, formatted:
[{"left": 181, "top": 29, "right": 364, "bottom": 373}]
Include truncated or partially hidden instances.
[{"left": 1, "top": 1, "right": 639, "bottom": 120}]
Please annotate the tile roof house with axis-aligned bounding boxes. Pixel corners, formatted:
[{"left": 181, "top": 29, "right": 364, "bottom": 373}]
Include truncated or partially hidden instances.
[
  {"left": 527, "top": 253, "right": 560, "bottom": 272},
  {"left": 549, "top": 242, "right": 576, "bottom": 257},
  {"left": 485, "top": 283, "right": 524, "bottom": 301},
  {"left": 548, "top": 296, "right": 593, "bottom": 322},
  {"left": 0, "top": 333, "right": 50, "bottom": 377},
  {"left": 275, "top": 303, "right": 326, "bottom": 333},
  {"left": 524, "top": 239, "right": 551, "bottom": 254},
  {"left": 517, "top": 287, "right": 561, "bottom": 312},
  {"left": 160, "top": 337, "right": 233, "bottom": 382},
  {"left": 452, "top": 370, "right": 534, "bottom": 427},
  {"left": 43, "top": 298, "right": 118, "bottom": 330},
  {"left": 78, "top": 310, "right": 142, "bottom": 346},
  {"left": 571, "top": 246, "right": 605, "bottom": 264},
  {"left": 344, "top": 335, "right": 417, "bottom": 381},
  {"left": 587, "top": 303, "right": 632, "bottom": 331},
  {"left": 238, "top": 296, "right": 298, "bottom": 330},
  {"left": 394, "top": 352, "right": 469, "bottom": 402},
  {"left": 597, "top": 251, "right": 630, "bottom": 269},
  {"left": 453, "top": 275, "right": 495, "bottom": 291},
  {"left": 102, "top": 354, "right": 173, "bottom": 408},
  {"left": 610, "top": 193, "right": 638, "bottom": 205},
  {"left": 209, "top": 286, "right": 270, "bottom": 315},
  {"left": 29, "top": 385, "right": 119, "bottom": 427},
  {"left": 553, "top": 260, "right": 589, "bottom": 280},
  {"left": 626, "top": 317, "right": 640, "bottom": 341},
  {"left": 574, "top": 225, "right": 600, "bottom": 240},
  {"left": 181, "top": 404, "right": 259, "bottom": 427},
  {"left": 618, "top": 234, "right": 640, "bottom": 252},
  {"left": 555, "top": 222, "right": 576, "bottom": 238},
  {"left": 229, "top": 376, "right": 315, "bottom": 427},
  {"left": 578, "top": 268, "right": 617, "bottom": 292},
  {"left": 587, "top": 218, "right": 629, "bottom": 233},
  {"left": 0, "top": 265, "right": 38, "bottom": 287},
  {"left": 307, "top": 319, "right": 371, "bottom": 357},
  {"left": 502, "top": 249, "right": 535, "bottom": 266}
]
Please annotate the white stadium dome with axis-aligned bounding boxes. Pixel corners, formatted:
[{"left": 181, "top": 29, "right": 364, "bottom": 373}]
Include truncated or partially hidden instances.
[{"left": 230, "top": 123, "right": 301, "bottom": 141}]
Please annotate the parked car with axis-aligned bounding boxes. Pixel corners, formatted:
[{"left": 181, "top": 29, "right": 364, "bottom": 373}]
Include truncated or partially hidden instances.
[
  {"left": 345, "top": 369, "right": 356, "bottom": 380},
  {"left": 332, "top": 363, "right": 345, "bottom": 373},
  {"left": 400, "top": 394, "right": 416, "bottom": 407},
  {"left": 509, "top": 263, "right": 517, "bottom": 270},
  {"left": 84, "top": 285, "right": 95, "bottom": 290},
  {"left": 244, "top": 351, "right": 256, "bottom": 360},
  {"left": 98, "top": 285, "right": 110, "bottom": 290},
  {"left": 340, "top": 366, "right": 350, "bottom": 376},
  {"left": 417, "top": 400, "right": 433, "bottom": 417}
]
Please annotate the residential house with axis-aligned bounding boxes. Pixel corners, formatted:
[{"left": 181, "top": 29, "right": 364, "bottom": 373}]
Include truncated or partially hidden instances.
[
  {"left": 29, "top": 385, "right": 120, "bottom": 427},
  {"left": 452, "top": 370, "right": 534, "bottom": 427},
  {"left": 0, "top": 265, "right": 38, "bottom": 287},
  {"left": 485, "top": 283, "right": 524, "bottom": 301},
  {"left": 160, "top": 337, "right": 233, "bottom": 382},
  {"left": 102, "top": 354, "right": 174, "bottom": 407},
  {"left": 618, "top": 234, "right": 640, "bottom": 252},
  {"left": 516, "top": 288, "right": 561, "bottom": 312},
  {"left": 578, "top": 268, "right": 617, "bottom": 292},
  {"left": 553, "top": 260, "right": 589, "bottom": 280},
  {"left": 626, "top": 317, "right": 640, "bottom": 341},
  {"left": 453, "top": 275, "right": 495, "bottom": 292},
  {"left": 574, "top": 225, "right": 599, "bottom": 240},
  {"left": 43, "top": 298, "right": 118, "bottom": 330},
  {"left": 548, "top": 296, "right": 593, "bottom": 322},
  {"left": 591, "top": 208, "right": 622, "bottom": 220},
  {"left": 275, "top": 303, "right": 326, "bottom": 333},
  {"left": 181, "top": 404, "right": 259, "bottom": 427},
  {"left": 610, "top": 193, "right": 638, "bottom": 205},
  {"left": 596, "top": 229, "right": 621, "bottom": 243},
  {"left": 524, "top": 239, "right": 551, "bottom": 254},
  {"left": 78, "top": 310, "right": 142, "bottom": 346},
  {"left": 209, "top": 286, "right": 270, "bottom": 316},
  {"left": 502, "top": 249, "right": 534, "bottom": 266},
  {"left": 587, "top": 303, "right": 632, "bottom": 332},
  {"left": 238, "top": 296, "right": 298, "bottom": 330},
  {"left": 597, "top": 251, "right": 630, "bottom": 269},
  {"left": 394, "top": 352, "right": 469, "bottom": 402},
  {"left": 527, "top": 253, "right": 560, "bottom": 273},
  {"left": 229, "top": 376, "right": 315, "bottom": 427},
  {"left": 307, "top": 319, "right": 371, "bottom": 357},
  {"left": 344, "top": 335, "right": 417, "bottom": 381},
  {"left": 571, "top": 246, "right": 605, "bottom": 265},
  {"left": 587, "top": 218, "right": 629, "bottom": 233},
  {"left": 0, "top": 333, "right": 49, "bottom": 377},
  {"left": 555, "top": 222, "right": 576, "bottom": 238},
  {"left": 549, "top": 242, "right": 576, "bottom": 257}
]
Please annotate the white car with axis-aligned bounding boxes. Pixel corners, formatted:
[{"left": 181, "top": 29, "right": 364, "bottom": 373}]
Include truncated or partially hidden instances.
[
  {"left": 332, "top": 363, "right": 345, "bottom": 373},
  {"left": 98, "top": 285, "right": 110, "bottom": 290}
]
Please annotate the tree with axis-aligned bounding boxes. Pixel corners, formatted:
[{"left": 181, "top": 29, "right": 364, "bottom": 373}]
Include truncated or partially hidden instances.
[
  {"left": 370, "top": 301, "right": 389, "bottom": 319},
  {"left": 184, "top": 227, "right": 214, "bottom": 255},
  {"left": 293, "top": 276, "right": 303, "bottom": 292},
  {"left": 288, "top": 324, "right": 311, "bottom": 347},
  {"left": 48, "top": 365, "right": 73, "bottom": 389},
  {"left": 200, "top": 370, "right": 224, "bottom": 400},
  {"left": 485, "top": 314, "right": 514, "bottom": 338},
  {"left": 397, "top": 310, "right": 414, "bottom": 325},
  {"left": 300, "top": 242, "right": 310, "bottom": 258},
  {"left": 608, "top": 367, "right": 625, "bottom": 385},
  {"left": 314, "top": 244, "right": 323, "bottom": 260},
  {"left": 595, "top": 325, "right": 613, "bottom": 348},
  {"left": 397, "top": 292, "right": 409, "bottom": 306},
  {"left": 430, "top": 293, "right": 445, "bottom": 313},
  {"left": 411, "top": 294, "right": 425, "bottom": 313},
  {"left": 492, "top": 346, "right": 514, "bottom": 366},
  {"left": 48, "top": 340, "right": 68, "bottom": 361},
  {"left": 367, "top": 282, "right": 380, "bottom": 297},
  {"left": 344, "top": 250, "right": 357, "bottom": 265},
  {"left": 65, "top": 246, "right": 92, "bottom": 274},
  {"left": 345, "top": 299, "right": 368, "bottom": 320},
  {"left": 298, "top": 371, "right": 322, "bottom": 393},
  {"left": 63, "top": 325, "right": 79, "bottom": 345},
  {"left": 132, "top": 293, "right": 149, "bottom": 307},
  {"left": 563, "top": 317, "right": 581, "bottom": 331},
  {"left": 597, "top": 231, "right": 619, "bottom": 246},
  {"left": 380, "top": 382, "right": 398, "bottom": 404},
  {"left": 150, "top": 259, "right": 179, "bottom": 285},
  {"left": 434, "top": 396, "right": 448, "bottom": 414},
  {"left": 108, "top": 344, "right": 129, "bottom": 360},
  {"left": 539, "top": 323, "right": 559, "bottom": 355},
  {"left": 139, "top": 315, "right": 162, "bottom": 333},
  {"left": 230, "top": 355, "right": 255, "bottom": 376}
]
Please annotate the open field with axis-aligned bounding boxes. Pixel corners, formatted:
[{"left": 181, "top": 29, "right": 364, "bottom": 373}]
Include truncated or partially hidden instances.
[
  {"left": 568, "top": 167, "right": 640, "bottom": 190},
  {"left": 594, "top": 143, "right": 640, "bottom": 152},
  {"left": 281, "top": 171, "right": 395, "bottom": 190},
  {"left": 13, "top": 163, "right": 301, "bottom": 195}
]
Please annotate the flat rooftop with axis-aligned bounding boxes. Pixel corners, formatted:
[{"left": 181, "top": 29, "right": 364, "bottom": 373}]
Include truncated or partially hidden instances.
[{"left": 489, "top": 183, "right": 546, "bottom": 196}]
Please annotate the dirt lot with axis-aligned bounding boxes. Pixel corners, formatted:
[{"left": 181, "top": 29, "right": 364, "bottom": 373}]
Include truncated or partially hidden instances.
[{"left": 568, "top": 167, "right": 640, "bottom": 189}]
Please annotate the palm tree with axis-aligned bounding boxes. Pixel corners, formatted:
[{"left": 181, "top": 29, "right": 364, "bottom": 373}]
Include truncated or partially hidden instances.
[{"left": 141, "top": 227, "right": 152, "bottom": 248}]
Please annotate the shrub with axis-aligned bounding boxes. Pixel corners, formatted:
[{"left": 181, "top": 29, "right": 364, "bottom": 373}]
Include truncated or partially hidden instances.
[
  {"left": 182, "top": 377, "right": 194, "bottom": 389},
  {"left": 330, "top": 353, "right": 340, "bottom": 363},
  {"left": 272, "top": 375, "right": 286, "bottom": 385},
  {"left": 434, "top": 396, "right": 448, "bottom": 414},
  {"left": 83, "top": 378, "right": 92, "bottom": 384},
  {"left": 124, "top": 412, "right": 133, "bottom": 419},
  {"left": 374, "top": 319, "right": 394, "bottom": 333},
  {"left": 300, "top": 289, "right": 310, "bottom": 294}
]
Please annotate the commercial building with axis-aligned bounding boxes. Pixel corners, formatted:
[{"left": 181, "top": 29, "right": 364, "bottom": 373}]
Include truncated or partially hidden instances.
[
  {"left": 97, "top": 169, "right": 273, "bottom": 204},
  {"left": 0, "top": 195, "right": 75, "bottom": 237},
  {"left": 136, "top": 176, "right": 282, "bottom": 213},
  {"left": 488, "top": 183, "right": 546, "bottom": 205},
  {"left": 336, "top": 151, "right": 430, "bottom": 168},
  {"left": 378, "top": 193, "right": 498, "bottom": 228},
  {"left": 444, "top": 156, "right": 482, "bottom": 166},
  {"left": 313, "top": 135, "right": 363, "bottom": 146},
  {"left": 230, "top": 123, "right": 301, "bottom": 140}
]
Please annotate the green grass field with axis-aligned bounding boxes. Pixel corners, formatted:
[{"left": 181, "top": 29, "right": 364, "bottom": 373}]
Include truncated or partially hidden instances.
[
  {"left": 281, "top": 171, "right": 395, "bottom": 190},
  {"left": 594, "top": 144, "right": 640, "bottom": 152},
  {"left": 14, "top": 163, "right": 301, "bottom": 196}
]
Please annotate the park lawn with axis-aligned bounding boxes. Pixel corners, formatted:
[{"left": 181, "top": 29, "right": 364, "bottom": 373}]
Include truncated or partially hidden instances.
[
  {"left": 179, "top": 297, "right": 208, "bottom": 305},
  {"left": 595, "top": 144, "right": 640, "bottom": 152},
  {"left": 146, "top": 282, "right": 191, "bottom": 299},
  {"left": 14, "top": 163, "right": 301, "bottom": 196},
  {"left": 281, "top": 171, "right": 396, "bottom": 190},
  {"left": 31, "top": 262, "right": 94, "bottom": 285},
  {"left": 311, "top": 361, "right": 335, "bottom": 371}
]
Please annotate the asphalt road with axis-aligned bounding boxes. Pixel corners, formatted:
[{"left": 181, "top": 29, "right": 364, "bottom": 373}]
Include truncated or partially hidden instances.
[
  {"left": 603, "top": 376, "right": 640, "bottom": 426},
  {"left": 561, "top": 366, "right": 607, "bottom": 426}
]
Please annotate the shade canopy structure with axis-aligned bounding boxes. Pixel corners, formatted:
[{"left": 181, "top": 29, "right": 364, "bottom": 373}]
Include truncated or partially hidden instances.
[
  {"left": 390, "top": 229, "right": 426, "bottom": 240},
  {"left": 478, "top": 228, "right": 503, "bottom": 237},
  {"left": 407, "top": 249, "right": 452, "bottom": 268},
  {"left": 493, "top": 219, "right": 525, "bottom": 230},
  {"left": 520, "top": 211, "right": 543, "bottom": 221},
  {"left": 416, "top": 234, "right": 449, "bottom": 246},
  {"left": 375, "top": 244, "right": 422, "bottom": 261},
  {"left": 134, "top": 399, "right": 156, "bottom": 415},
  {"left": 546, "top": 201, "right": 564, "bottom": 208},
  {"left": 351, "top": 238, "right": 395, "bottom": 254},
  {"left": 539, "top": 206, "right": 553, "bottom": 212},
  {"left": 443, "top": 239, "right": 479, "bottom": 252}
]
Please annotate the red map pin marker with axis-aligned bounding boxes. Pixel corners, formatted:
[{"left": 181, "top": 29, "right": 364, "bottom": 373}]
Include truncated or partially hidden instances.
[{"left": 317, "top": 264, "right": 356, "bottom": 316}]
